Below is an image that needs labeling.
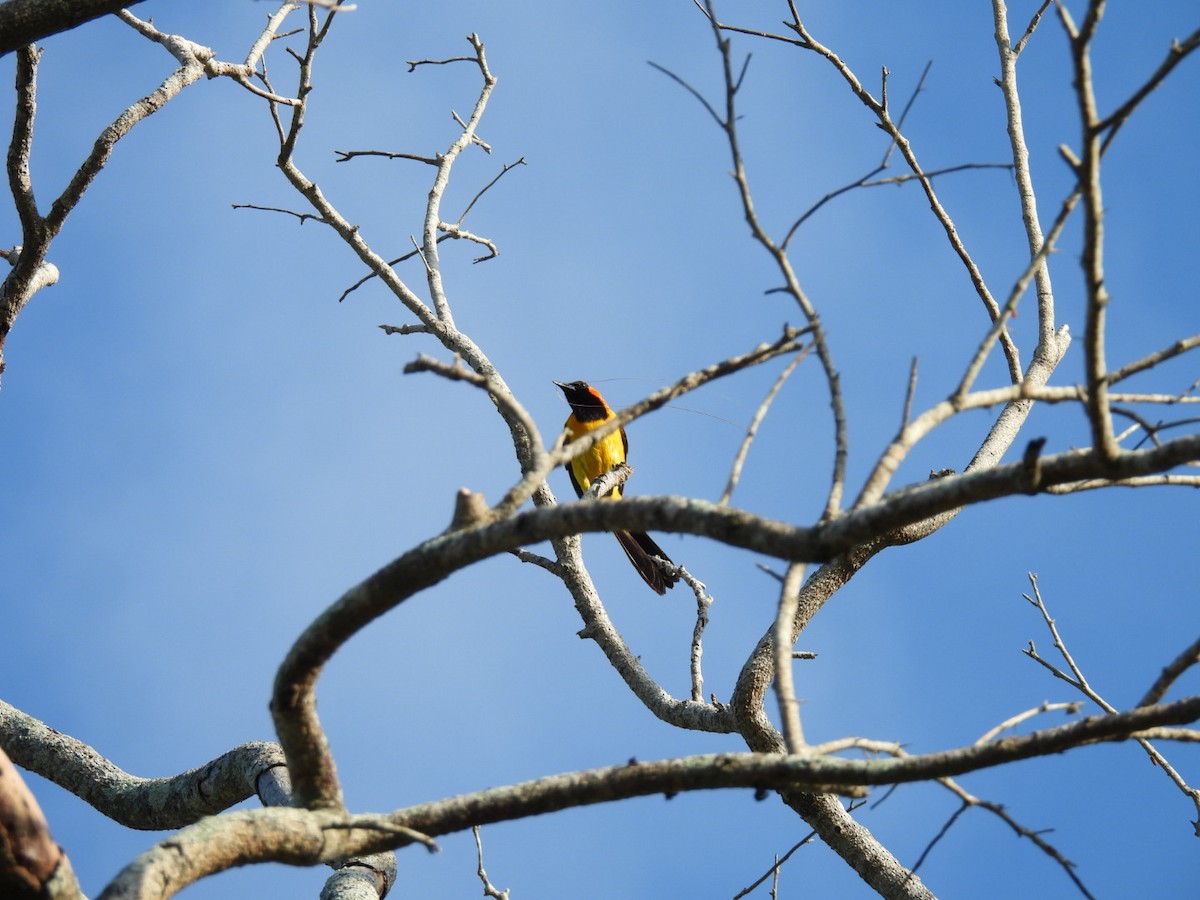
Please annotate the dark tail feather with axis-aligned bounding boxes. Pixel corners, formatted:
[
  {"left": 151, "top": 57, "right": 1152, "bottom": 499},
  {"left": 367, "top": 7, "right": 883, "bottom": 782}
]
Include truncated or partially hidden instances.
[{"left": 614, "top": 530, "right": 678, "bottom": 595}]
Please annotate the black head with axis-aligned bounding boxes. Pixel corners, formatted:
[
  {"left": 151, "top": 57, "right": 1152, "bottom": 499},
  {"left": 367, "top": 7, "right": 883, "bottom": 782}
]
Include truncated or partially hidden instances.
[{"left": 554, "top": 380, "right": 610, "bottom": 420}]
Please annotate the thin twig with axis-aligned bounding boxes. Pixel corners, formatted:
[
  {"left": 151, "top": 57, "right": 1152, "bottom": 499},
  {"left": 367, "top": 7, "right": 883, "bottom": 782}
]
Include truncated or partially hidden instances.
[
  {"left": 420, "top": 34, "right": 496, "bottom": 326},
  {"left": 339, "top": 235, "right": 454, "bottom": 302},
  {"left": 900, "top": 358, "right": 919, "bottom": 430},
  {"left": 473, "top": 826, "right": 511, "bottom": 900},
  {"left": 975, "top": 700, "right": 1084, "bottom": 744},
  {"left": 334, "top": 149, "right": 438, "bottom": 165},
  {"left": 337, "top": 158, "right": 524, "bottom": 299},
  {"left": 784, "top": 162, "right": 1013, "bottom": 242},
  {"left": 230, "top": 202, "right": 325, "bottom": 224},
  {"left": 662, "top": 2, "right": 849, "bottom": 519},
  {"left": 933, "top": 780, "right": 1095, "bottom": 899},
  {"left": 455, "top": 157, "right": 526, "bottom": 224},
  {"left": 880, "top": 60, "right": 931, "bottom": 166},
  {"left": 909, "top": 801, "right": 969, "bottom": 877},
  {"left": 1021, "top": 573, "right": 1200, "bottom": 824},
  {"left": 1139, "top": 635, "right": 1200, "bottom": 709},
  {"left": 1095, "top": 27, "right": 1200, "bottom": 138},
  {"left": 437, "top": 222, "right": 499, "bottom": 263},
  {"left": 1013, "top": 0, "right": 1054, "bottom": 56},
  {"left": 720, "top": 350, "right": 807, "bottom": 505},
  {"left": 732, "top": 832, "right": 816, "bottom": 899},
  {"left": 1107, "top": 333, "right": 1200, "bottom": 386},
  {"left": 779, "top": 5, "right": 1022, "bottom": 383},
  {"left": 407, "top": 55, "right": 478, "bottom": 73}
]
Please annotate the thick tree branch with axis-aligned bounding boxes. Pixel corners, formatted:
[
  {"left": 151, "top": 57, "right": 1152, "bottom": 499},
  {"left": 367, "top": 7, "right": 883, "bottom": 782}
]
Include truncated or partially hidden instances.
[
  {"left": 109, "top": 695, "right": 1200, "bottom": 899},
  {"left": 273, "top": 430, "right": 1200, "bottom": 807},
  {"left": 0, "top": 743, "right": 78, "bottom": 899},
  {"left": 0, "top": 0, "right": 148, "bottom": 55},
  {"left": 0, "top": 701, "right": 286, "bottom": 831}
]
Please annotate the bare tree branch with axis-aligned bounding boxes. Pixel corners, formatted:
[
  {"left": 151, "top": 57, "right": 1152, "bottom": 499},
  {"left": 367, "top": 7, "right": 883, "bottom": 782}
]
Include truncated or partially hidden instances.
[
  {"left": 6, "top": 2, "right": 1194, "bottom": 894},
  {"left": 732, "top": 830, "right": 817, "bottom": 899},
  {"left": 720, "top": 351, "right": 806, "bottom": 506},
  {"left": 472, "top": 826, "right": 510, "bottom": 900},
  {"left": 993, "top": 0, "right": 1060, "bottom": 352},
  {"left": 1140, "top": 635, "right": 1200, "bottom": 709},
  {"left": 933, "top": 779, "right": 1095, "bottom": 899},
  {"left": 0, "top": 4, "right": 303, "bottom": 380},
  {"left": 0, "top": 0, "right": 150, "bottom": 55},
  {"left": 1058, "top": 2, "right": 1118, "bottom": 461},
  {"left": 103, "top": 695, "right": 1200, "bottom": 897},
  {"left": 773, "top": 562, "right": 809, "bottom": 752},
  {"left": 1022, "top": 574, "right": 1200, "bottom": 825},
  {"left": 1108, "top": 333, "right": 1200, "bottom": 386},
  {"left": 656, "top": 5, "right": 851, "bottom": 519},
  {"left": 771, "top": 2, "right": 1024, "bottom": 382},
  {"left": 686, "top": 570, "right": 715, "bottom": 702},
  {"left": 0, "top": 700, "right": 286, "bottom": 830},
  {"left": 0, "top": 743, "right": 78, "bottom": 898},
  {"left": 1095, "top": 26, "right": 1200, "bottom": 139}
]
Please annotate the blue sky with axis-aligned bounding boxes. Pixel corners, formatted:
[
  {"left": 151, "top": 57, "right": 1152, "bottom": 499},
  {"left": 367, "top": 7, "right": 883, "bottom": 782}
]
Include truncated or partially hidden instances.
[{"left": 1, "top": 1, "right": 1198, "bottom": 897}]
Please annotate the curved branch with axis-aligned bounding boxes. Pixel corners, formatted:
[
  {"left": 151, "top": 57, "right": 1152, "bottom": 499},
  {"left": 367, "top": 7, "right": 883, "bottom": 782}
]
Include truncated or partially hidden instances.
[
  {"left": 110, "top": 694, "right": 1200, "bottom": 899},
  {"left": 0, "top": 700, "right": 285, "bottom": 830},
  {"left": 273, "top": 430, "right": 1200, "bottom": 806}
]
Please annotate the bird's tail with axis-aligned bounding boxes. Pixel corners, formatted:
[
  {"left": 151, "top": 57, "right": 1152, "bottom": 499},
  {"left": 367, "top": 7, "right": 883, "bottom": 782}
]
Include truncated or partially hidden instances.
[{"left": 614, "top": 530, "right": 679, "bottom": 595}]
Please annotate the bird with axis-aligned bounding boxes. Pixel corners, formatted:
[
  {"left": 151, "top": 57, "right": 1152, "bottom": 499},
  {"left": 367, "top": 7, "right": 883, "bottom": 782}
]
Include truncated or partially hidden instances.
[{"left": 554, "top": 380, "right": 678, "bottom": 595}]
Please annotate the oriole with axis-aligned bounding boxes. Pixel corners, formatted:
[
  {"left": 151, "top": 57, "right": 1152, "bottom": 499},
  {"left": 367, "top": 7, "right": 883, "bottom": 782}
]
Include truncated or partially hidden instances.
[{"left": 554, "top": 380, "right": 678, "bottom": 595}]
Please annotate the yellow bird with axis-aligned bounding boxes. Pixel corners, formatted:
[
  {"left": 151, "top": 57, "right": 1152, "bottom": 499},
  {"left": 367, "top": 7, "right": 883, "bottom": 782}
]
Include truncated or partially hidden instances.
[{"left": 554, "top": 380, "right": 678, "bottom": 595}]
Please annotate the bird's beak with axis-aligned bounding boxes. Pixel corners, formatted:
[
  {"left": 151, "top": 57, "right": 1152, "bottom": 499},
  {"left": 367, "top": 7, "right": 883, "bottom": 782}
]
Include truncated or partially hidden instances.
[{"left": 552, "top": 381, "right": 567, "bottom": 390}]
